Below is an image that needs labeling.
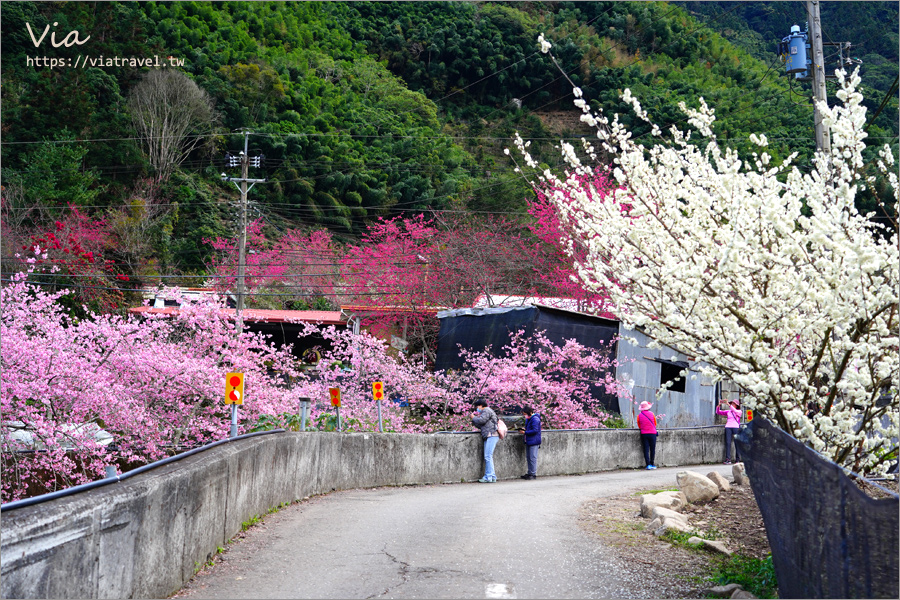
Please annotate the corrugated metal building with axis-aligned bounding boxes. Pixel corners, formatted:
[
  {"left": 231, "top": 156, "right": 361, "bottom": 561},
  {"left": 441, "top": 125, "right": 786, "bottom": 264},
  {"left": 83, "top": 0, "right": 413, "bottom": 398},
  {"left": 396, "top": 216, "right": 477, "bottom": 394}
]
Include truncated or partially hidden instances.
[{"left": 435, "top": 302, "right": 720, "bottom": 427}]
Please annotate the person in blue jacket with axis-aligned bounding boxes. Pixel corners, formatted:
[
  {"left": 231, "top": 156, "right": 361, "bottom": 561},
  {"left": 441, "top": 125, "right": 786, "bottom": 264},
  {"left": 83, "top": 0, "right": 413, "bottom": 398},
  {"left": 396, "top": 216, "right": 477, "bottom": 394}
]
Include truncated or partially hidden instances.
[{"left": 518, "top": 406, "right": 542, "bottom": 480}]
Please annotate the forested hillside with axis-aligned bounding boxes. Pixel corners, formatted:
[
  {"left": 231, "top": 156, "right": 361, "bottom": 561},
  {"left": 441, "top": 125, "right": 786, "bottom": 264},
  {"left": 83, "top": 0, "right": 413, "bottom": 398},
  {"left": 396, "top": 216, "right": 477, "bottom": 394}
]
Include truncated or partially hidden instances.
[
  {"left": 678, "top": 1, "right": 899, "bottom": 137},
  {"left": 2, "top": 1, "right": 897, "bottom": 287}
]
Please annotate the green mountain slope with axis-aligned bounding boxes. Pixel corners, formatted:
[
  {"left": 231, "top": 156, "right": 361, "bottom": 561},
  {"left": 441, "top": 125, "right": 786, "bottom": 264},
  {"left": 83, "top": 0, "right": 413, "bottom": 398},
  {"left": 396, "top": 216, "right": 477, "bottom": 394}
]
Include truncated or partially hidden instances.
[
  {"left": 677, "top": 1, "right": 899, "bottom": 139},
  {"left": 2, "top": 1, "right": 896, "bottom": 278}
]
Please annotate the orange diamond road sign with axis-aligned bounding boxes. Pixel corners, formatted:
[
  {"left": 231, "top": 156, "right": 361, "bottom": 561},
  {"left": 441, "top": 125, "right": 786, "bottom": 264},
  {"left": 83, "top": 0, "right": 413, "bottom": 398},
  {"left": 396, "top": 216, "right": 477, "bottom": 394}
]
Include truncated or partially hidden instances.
[
  {"left": 746, "top": 409, "right": 753, "bottom": 422},
  {"left": 372, "top": 381, "right": 384, "bottom": 401},
  {"left": 329, "top": 387, "right": 341, "bottom": 407},
  {"left": 225, "top": 372, "right": 244, "bottom": 405}
]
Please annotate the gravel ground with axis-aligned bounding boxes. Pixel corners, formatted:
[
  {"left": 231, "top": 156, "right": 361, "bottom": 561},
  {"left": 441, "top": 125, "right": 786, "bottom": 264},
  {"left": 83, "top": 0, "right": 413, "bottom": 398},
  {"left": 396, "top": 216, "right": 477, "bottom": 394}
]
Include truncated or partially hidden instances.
[
  {"left": 578, "top": 472, "right": 899, "bottom": 599},
  {"left": 577, "top": 474, "right": 770, "bottom": 599}
]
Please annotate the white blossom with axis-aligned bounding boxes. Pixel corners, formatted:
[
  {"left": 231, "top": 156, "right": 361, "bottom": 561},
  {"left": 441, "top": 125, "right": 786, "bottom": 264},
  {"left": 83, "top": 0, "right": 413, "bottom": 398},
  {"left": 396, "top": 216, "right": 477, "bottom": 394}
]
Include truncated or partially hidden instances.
[
  {"left": 513, "top": 57, "right": 898, "bottom": 475},
  {"left": 538, "top": 33, "right": 552, "bottom": 54}
]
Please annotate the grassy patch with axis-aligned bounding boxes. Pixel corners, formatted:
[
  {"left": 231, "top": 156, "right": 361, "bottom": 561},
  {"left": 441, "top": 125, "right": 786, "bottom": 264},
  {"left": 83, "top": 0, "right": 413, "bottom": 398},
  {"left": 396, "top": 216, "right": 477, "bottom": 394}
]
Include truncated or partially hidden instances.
[
  {"left": 707, "top": 554, "right": 778, "bottom": 599},
  {"left": 266, "top": 501, "right": 291, "bottom": 515},
  {"left": 661, "top": 526, "right": 722, "bottom": 547},
  {"left": 661, "top": 531, "right": 778, "bottom": 598},
  {"left": 608, "top": 520, "right": 645, "bottom": 535},
  {"left": 601, "top": 414, "right": 629, "bottom": 428},
  {"left": 240, "top": 514, "right": 261, "bottom": 532},
  {"left": 662, "top": 529, "right": 702, "bottom": 547},
  {"left": 633, "top": 488, "right": 679, "bottom": 495}
]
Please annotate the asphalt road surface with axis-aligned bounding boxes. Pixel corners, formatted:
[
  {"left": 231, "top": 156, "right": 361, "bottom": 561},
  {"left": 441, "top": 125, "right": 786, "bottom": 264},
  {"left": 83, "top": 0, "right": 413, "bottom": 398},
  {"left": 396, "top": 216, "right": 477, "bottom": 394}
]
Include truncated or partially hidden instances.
[{"left": 176, "top": 464, "right": 734, "bottom": 599}]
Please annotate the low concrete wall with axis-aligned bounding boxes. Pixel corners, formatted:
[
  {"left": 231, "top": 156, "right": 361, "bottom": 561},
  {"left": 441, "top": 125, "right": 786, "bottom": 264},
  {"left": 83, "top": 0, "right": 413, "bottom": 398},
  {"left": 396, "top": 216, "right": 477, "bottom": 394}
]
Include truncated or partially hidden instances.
[{"left": 1, "top": 427, "right": 724, "bottom": 599}]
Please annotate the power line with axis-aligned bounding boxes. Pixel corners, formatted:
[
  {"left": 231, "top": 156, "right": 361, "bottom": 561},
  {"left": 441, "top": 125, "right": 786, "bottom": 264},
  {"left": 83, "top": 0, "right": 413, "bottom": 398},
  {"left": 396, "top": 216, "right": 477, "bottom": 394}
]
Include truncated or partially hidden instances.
[
  {"left": 0, "top": 277, "right": 496, "bottom": 299},
  {"left": 865, "top": 75, "right": 900, "bottom": 132}
]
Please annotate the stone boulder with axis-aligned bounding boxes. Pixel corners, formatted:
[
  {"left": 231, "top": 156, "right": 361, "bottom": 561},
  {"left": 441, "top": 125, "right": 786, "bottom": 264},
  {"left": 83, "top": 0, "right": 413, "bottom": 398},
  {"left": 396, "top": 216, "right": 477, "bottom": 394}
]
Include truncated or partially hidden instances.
[
  {"left": 649, "top": 516, "right": 693, "bottom": 536},
  {"left": 699, "top": 583, "right": 744, "bottom": 598},
  {"left": 639, "top": 490, "right": 688, "bottom": 517},
  {"left": 687, "top": 536, "right": 733, "bottom": 556},
  {"left": 707, "top": 471, "right": 732, "bottom": 492},
  {"left": 650, "top": 506, "right": 689, "bottom": 525},
  {"left": 676, "top": 470, "right": 720, "bottom": 503},
  {"left": 732, "top": 462, "right": 747, "bottom": 485}
]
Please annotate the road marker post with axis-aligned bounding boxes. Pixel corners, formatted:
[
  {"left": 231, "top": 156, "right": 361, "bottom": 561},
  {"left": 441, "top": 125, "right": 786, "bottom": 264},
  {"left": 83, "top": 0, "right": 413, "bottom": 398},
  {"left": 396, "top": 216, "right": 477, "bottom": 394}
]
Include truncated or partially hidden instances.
[
  {"left": 299, "top": 396, "right": 311, "bottom": 431},
  {"left": 329, "top": 387, "right": 342, "bottom": 432},
  {"left": 225, "top": 372, "right": 245, "bottom": 438},
  {"left": 373, "top": 382, "right": 384, "bottom": 432}
]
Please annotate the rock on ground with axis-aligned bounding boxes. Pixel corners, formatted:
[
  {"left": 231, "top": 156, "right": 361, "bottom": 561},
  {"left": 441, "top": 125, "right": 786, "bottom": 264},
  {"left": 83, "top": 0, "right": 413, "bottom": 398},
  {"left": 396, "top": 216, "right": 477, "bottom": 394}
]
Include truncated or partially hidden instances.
[
  {"left": 700, "top": 583, "right": 745, "bottom": 597},
  {"left": 732, "top": 462, "right": 747, "bottom": 485},
  {"left": 639, "top": 490, "right": 688, "bottom": 517},
  {"left": 650, "top": 506, "right": 689, "bottom": 524},
  {"left": 676, "top": 470, "right": 720, "bottom": 503},
  {"left": 707, "top": 471, "right": 732, "bottom": 492},
  {"left": 650, "top": 515, "right": 693, "bottom": 536},
  {"left": 688, "top": 537, "right": 733, "bottom": 556}
]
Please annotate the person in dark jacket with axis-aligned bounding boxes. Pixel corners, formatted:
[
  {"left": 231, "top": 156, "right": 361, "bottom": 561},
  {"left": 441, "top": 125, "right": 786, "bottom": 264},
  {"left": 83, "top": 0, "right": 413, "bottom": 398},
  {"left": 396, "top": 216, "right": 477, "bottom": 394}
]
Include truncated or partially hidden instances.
[
  {"left": 518, "top": 406, "right": 541, "bottom": 480},
  {"left": 472, "top": 399, "right": 499, "bottom": 483}
]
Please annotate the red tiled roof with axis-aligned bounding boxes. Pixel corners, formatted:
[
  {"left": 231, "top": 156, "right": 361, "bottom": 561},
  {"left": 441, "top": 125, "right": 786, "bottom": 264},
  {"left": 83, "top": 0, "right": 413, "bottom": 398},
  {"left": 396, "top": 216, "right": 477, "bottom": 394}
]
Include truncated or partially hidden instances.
[
  {"left": 128, "top": 306, "right": 345, "bottom": 325},
  {"left": 340, "top": 304, "right": 447, "bottom": 315}
]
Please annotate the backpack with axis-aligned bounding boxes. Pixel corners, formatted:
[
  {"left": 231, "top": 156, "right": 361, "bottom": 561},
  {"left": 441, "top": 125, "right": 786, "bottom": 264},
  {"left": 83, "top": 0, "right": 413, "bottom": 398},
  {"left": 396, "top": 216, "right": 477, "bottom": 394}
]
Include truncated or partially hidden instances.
[{"left": 496, "top": 417, "right": 508, "bottom": 439}]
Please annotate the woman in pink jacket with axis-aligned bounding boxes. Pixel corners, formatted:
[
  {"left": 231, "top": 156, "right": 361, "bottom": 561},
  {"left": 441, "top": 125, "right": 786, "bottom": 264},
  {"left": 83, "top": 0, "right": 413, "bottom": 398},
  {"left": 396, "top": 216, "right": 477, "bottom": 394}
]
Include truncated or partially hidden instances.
[
  {"left": 716, "top": 399, "right": 742, "bottom": 464},
  {"left": 637, "top": 401, "right": 658, "bottom": 470}
]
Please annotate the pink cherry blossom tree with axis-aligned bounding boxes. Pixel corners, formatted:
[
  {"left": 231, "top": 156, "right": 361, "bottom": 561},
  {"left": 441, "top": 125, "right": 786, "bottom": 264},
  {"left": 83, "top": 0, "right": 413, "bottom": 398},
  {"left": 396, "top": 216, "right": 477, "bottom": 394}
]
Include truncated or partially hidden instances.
[
  {"left": 1, "top": 274, "right": 302, "bottom": 502},
  {"left": 4, "top": 206, "right": 130, "bottom": 315},
  {"left": 205, "top": 222, "right": 343, "bottom": 309},
  {"left": 526, "top": 168, "right": 619, "bottom": 317},
  {"left": 441, "top": 330, "right": 626, "bottom": 430}
]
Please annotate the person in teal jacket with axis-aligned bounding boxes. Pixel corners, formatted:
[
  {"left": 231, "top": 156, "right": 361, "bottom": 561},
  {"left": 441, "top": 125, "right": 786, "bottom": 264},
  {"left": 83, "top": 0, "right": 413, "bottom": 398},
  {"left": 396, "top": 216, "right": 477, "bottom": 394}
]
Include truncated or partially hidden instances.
[{"left": 518, "top": 406, "right": 541, "bottom": 480}]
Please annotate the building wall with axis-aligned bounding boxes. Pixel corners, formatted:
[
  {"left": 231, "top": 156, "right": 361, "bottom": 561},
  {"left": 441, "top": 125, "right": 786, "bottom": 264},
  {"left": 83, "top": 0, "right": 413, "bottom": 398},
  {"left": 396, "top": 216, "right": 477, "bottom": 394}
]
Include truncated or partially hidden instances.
[{"left": 616, "top": 327, "right": 719, "bottom": 427}]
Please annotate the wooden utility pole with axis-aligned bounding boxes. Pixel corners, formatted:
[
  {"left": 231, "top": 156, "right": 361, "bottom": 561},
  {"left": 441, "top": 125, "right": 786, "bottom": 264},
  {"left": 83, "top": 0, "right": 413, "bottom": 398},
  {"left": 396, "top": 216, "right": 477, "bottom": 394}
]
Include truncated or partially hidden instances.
[{"left": 807, "top": 0, "right": 831, "bottom": 154}]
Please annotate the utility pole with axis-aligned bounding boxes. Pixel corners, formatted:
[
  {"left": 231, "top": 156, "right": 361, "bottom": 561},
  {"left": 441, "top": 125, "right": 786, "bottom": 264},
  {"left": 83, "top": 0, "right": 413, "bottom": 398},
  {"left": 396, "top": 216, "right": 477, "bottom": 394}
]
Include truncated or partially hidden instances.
[
  {"left": 807, "top": 0, "right": 831, "bottom": 154},
  {"left": 222, "top": 131, "right": 265, "bottom": 335}
]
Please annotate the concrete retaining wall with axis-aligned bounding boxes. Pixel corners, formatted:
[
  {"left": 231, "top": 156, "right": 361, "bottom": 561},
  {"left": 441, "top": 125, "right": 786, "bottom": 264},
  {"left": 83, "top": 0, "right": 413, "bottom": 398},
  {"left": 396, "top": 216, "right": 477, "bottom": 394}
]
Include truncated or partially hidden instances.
[{"left": 1, "top": 427, "right": 724, "bottom": 599}]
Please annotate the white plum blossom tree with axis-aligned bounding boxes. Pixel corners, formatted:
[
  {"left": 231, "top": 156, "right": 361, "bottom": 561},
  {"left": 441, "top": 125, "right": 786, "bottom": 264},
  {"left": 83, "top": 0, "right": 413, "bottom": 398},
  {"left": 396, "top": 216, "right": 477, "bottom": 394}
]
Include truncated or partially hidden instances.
[{"left": 515, "top": 38, "right": 898, "bottom": 476}]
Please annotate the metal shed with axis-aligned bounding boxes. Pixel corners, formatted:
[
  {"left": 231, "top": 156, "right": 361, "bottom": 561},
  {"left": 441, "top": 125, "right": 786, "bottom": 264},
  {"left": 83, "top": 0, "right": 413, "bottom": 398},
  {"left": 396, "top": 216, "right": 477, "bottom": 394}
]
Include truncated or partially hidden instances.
[{"left": 435, "top": 303, "right": 719, "bottom": 426}]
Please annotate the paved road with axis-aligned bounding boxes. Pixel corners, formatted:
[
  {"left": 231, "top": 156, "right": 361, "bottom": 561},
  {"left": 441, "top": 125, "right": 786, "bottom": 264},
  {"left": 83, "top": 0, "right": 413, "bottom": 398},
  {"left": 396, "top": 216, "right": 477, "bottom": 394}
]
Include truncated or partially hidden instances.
[{"left": 176, "top": 465, "right": 734, "bottom": 599}]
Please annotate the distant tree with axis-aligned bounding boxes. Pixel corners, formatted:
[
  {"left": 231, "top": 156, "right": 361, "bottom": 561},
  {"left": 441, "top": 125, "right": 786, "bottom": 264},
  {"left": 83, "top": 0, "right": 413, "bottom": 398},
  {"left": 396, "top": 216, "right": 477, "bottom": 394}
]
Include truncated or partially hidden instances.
[
  {"left": 205, "top": 221, "right": 343, "bottom": 310},
  {"left": 525, "top": 167, "right": 618, "bottom": 315},
  {"left": 127, "top": 70, "right": 217, "bottom": 182},
  {"left": 217, "top": 62, "right": 286, "bottom": 124},
  {"left": 10, "top": 207, "right": 129, "bottom": 316},
  {"left": 11, "top": 129, "right": 101, "bottom": 214}
]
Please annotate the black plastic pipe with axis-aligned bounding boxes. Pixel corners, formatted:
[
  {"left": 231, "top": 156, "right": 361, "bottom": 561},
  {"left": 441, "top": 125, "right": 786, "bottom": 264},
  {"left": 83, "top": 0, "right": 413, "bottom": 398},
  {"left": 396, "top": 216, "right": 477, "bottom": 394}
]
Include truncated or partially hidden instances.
[{"left": 1, "top": 429, "right": 285, "bottom": 512}]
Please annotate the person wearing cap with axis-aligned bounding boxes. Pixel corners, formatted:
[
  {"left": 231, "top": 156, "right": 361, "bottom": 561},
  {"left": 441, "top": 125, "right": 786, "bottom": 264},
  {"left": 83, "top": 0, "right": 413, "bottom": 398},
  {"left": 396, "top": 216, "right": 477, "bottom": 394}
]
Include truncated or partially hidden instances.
[
  {"left": 637, "top": 401, "right": 658, "bottom": 470},
  {"left": 472, "top": 398, "right": 500, "bottom": 482},
  {"left": 716, "top": 399, "right": 742, "bottom": 464}
]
